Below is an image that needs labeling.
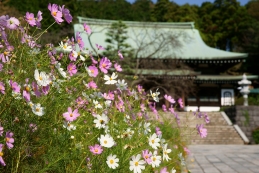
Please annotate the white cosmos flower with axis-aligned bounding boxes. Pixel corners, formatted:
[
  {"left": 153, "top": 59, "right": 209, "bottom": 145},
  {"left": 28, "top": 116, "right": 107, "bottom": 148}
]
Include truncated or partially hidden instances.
[
  {"left": 116, "top": 79, "right": 127, "bottom": 90},
  {"left": 105, "top": 100, "right": 112, "bottom": 107},
  {"left": 59, "top": 41, "right": 72, "bottom": 52},
  {"left": 99, "top": 134, "right": 115, "bottom": 148},
  {"left": 129, "top": 154, "right": 146, "bottom": 173},
  {"left": 171, "top": 167, "right": 176, "bottom": 173},
  {"left": 63, "top": 121, "right": 76, "bottom": 131},
  {"left": 143, "top": 122, "right": 151, "bottom": 134},
  {"left": 162, "top": 143, "right": 172, "bottom": 161},
  {"left": 93, "top": 114, "right": 109, "bottom": 129},
  {"left": 79, "top": 54, "right": 85, "bottom": 61},
  {"left": 93, "top": 100, "right": 102, "bottom": 109},
  {"left": 106, "top": 154, "right": 119, "bottom": 169},
  {"left": 55, "top": 63, "right": 67, "bottom": 78},
  {"left": 71, "top": 50, "right": 78, "bottom": 60},
  {"left": 148, "top": 133, "right": 160, "bottom": 149},
  {"left": 150, "top": 150, "right": 161, "bottom": 168},
  {"left": 104, "top": 72, "right": 117, "bottom": 85},
  {"left": 31, "top": 103, "right": 45, "bottom": 116},
  {"left": 150, "top": 89, "right": 160, "bottom": 102},
  {"left": 34, "top": 69, "right": 51, "bottom": 87}
]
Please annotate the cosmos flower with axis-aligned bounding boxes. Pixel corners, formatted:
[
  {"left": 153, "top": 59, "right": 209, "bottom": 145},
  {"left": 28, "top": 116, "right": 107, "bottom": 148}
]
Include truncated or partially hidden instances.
[
  {"left": 106, "top": 154, "right": 119, "bottom": 169},
  {"left": 48, "top": 3, "right": 63, "bottom": 24}
]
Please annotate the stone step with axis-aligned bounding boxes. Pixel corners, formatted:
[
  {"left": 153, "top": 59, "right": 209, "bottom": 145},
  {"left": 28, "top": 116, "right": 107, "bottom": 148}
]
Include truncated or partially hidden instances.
[{"left": 190, "top": 140, "right": 244, "bottom": 145}]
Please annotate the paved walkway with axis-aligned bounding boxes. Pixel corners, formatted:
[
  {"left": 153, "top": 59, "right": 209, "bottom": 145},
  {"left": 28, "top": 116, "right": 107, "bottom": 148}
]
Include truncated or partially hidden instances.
[{"left": 186, "top": 145, "right": 259, "bottom": 173}]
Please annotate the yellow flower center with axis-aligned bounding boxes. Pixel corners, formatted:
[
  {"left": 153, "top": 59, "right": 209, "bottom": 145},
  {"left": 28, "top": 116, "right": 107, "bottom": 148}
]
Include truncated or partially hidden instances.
[
  {"left": 6, "top": 137, "right": 10, "bottom": 142},
  {"left": 94, "top": 149, "right": 99, "bottom": 153},
  {"left": 35, "top": 108, "right": 40, "bottom": 112},
  {"left": 70, "top": 113, "right": 73, "bottom": 117},
  {"left": 4, "top": 51, "right": 8, "bottom": 56},
  {"left": 102, "top": 64, "right": 106, "bottom": 68},
  {"left": 153, "top": 157, "right": 156, "bottom": 161},
  {"left": 0, "top": 152, "right": 3, "bottom": 157},
  {"left": 39, "top": 76, "right": 43, "bottom": 80},
  {"left": 99, "top": 120, "right": 104, "bottom": 124},
  {"left": 63, "top": 45, "right": 67, "bottom": 49},
  {"left": 104, "top": 140, "right": 107, "bottom": 144},
  {"left": 110, "top": 159, "right": 114, "bottom": 164},
  {"left": 151, "top": 139, "right": 155, "bottom": 144},
  {"left": 52, "top": 11, "right": 57, "bottom": 17},
  {"left": 25, "top": 86, "right": 30, "bottom": 91},
  {"left": 135, "top": 162, "right": 139, "bottom": 166}
]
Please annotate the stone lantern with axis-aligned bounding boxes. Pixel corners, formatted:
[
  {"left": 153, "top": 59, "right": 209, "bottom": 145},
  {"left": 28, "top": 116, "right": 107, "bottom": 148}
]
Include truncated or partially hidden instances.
[{"left": 238, "top": 74, "right": 251, "bottom": 106}]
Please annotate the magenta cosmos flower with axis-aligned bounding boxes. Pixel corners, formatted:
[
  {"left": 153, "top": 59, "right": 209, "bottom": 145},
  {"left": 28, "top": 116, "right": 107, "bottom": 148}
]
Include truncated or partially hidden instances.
[
  {"left": 142, "top": 149, "right": 152, "bottom": 164},
  {"left": 5, "top": 131, "right": 14, "bottom": 149},
  {"left": 118, "top": 50, "right": 123, "bottom": 59},
  {"left": 0, "top": 81, "right": 5, "bottom": 94},
  {"left": 99, "top": 57, "right": 112, "bottom": 74},
  {"left": 0, "top": 144, "right": 6, "bottom": 166},
  {"left": 59, "top": 5, "right": 73, "bottom": 24},
  {"left": 76, "top": 32, "right": 84, "bottom": 50},
  {"left": 89, "top": 144, "right": 103, "bottom": 155},
  {"left": 63, "top": 107, "right": 80, "bottom": 122},
  {"left": 6, "top": 17, "right": 19, "bottom": 30},
  {"left": 67, "top": 63, "right": 77, "bottom": 76},
  {"left": 86, "top": 65, "right": 98, "bottom": 77},
  {"left": 9, "top": 80, "right": 20, "bottom": 93},
  {"left": 48, "top": 3, "right": 63, "bottom": 24},
  {"left": 196, "top": 124, "right": 207, "bottom": 138},
  {"left": 114, "top": 63, "right": 122, "bottom": 72},
  {"left": 178, "top": 98, "right": 184, "bottom": 108},
  {"left": 83, "top": 23, "right": 91, "bottom": 34},
  {"left": 35, "top": 11, "right": 43, "bottom": 28},
  {"left": 25, "top": 12, "right": 36, "bottom": 26},
  {"left": 164, "top": 94, "right": 175, "bottom": 104}
]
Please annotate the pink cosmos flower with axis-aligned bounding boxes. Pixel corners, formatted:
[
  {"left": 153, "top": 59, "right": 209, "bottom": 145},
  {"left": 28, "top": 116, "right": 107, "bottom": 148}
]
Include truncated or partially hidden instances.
[
  {"left": 23, "top": 90, "right": 30, "bottom": 102},
  {"left": 162, "top": 104, "right": 167, "bottom": 112},
  {"left": 9, "top": 80, "right": 20, "bottom": 93},
  {"left": 5, "top": 131, "right": 14, "bottom": 149},
  {"left": 83, "top": 23, "right": 91, "bottom": 34},
  {"left": 99, "top": 57, "right": 112, "bottom": 74},
  {"left": 184, "top": 147, "right": 190, "bottom": 155},
  {"left": 160, "top": 167, "right": 169, "bottom": 173},
  {"left": 164, "top": 94, "right": 175, "bottom": 104},
  {"left": 142, "top": 150, "right": 152, "bottom": 164},
  {"left": 48, "top": 3, "right": 63, "bottom": 24},
  {"left": 196, "top": 124, "right": 207, "bottom": 138},
  {"left": 35, "top": 11, "right": 43, "bottom": 28},
  {"left": 156, "top": 127, "right": 162, "bottom": 137},
  {"left": 85, "top": 65, "right": 98, "bottom": 77},
  {"left": 63, "top": 107, "right": 80, "bottom": 122},
  {"left": 178, "top": 98, "right": 184, "bottom": 108},
  {"left": 0, "top": 144, "right": 6, "bottom": 166},
  {"left": 168, "top": 105, "right": 174, "bottom": 114},
  {"left": 103, "top": 91, "right": 114, "bottom": 100},
  {"left": 96, "top": 44, "right": 105, "bottom": 50},
  {"left": 114, "top": 63, "right": 122, "bottom": 72},
  {"left": 0, "top": 125, "right": 4, "bottom": 136},
  {"left": 89, "top": 144, "right": 103, "bottom": 155},
  {"left": 91, "top": 56, "right": 98, "bottom": 65},
  {"left": 116, "top": 101, "right": 125, "bottom": 112},
  {"left": 67, "top": 63, "right": 77, "bottom": 76},
  {"left": 87, "top": 81, "right": 97, "bottom": 89},
  {"left": 0, "top": 51, "right": 11, "bottom": 63},
  {"left": 204, "top": 113, "right": 210, "bottom": 123},
  {"left": 0, "top": 82, "right": 5, "bottom": 94},
  {"left": 25, "top": 12, "right": 36, "bottom": 26},
  {"left": 76, "top": 32, "right": 84, "bottom": 50},
  {"left": 31, "top": 81, "right": 41, "bottom": 97},
  {"left": 59, "top": 5, "right": 73, "bottom": 24},
  {"left": 6, "top": 17, "right": 19, "bottom": 30},
  {"left": 42, "top": 85, "right": 50, "bottom": 95},
  {"left": 118, "top": 50, "right": 124, "bottom": 59}
]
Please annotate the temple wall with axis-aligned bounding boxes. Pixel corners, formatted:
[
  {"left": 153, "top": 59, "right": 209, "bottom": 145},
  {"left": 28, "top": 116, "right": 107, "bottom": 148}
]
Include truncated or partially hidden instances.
[{"left": 235, "top": 106, "right": 259, "bottom": 144}]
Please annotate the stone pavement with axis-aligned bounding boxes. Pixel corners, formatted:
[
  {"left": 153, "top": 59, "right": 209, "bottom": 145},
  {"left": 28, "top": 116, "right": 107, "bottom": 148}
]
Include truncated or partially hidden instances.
[{"left": 186, "top": 145, "right": 259, "bottom": 173}]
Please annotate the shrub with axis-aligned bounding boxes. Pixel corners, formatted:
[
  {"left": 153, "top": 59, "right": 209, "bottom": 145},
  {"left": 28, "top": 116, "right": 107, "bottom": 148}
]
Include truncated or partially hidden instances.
[{"left": 0, "top": 4, "right": 208, "bottom": 172}]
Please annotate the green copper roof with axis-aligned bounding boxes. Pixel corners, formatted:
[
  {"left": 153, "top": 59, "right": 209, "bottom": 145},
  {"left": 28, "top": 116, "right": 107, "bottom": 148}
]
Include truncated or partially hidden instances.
[{"left": 74, "top": 17, "right": 248, "bottom": 60}]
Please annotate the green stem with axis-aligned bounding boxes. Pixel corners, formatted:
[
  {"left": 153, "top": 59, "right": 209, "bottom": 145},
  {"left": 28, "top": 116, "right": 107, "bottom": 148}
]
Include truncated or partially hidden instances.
[{"left": 35, "top": 22, "right": 56, "bottom": 41}]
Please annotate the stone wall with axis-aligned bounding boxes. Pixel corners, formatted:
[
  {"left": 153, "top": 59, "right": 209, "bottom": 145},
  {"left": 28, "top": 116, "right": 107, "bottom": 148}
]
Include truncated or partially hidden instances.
[{"left": 235, "top": 106, "right": 259, "bottom": 144}]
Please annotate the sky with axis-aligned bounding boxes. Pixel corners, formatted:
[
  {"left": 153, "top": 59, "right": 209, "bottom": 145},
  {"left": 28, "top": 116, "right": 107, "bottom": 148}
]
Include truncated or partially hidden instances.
[{"left": 127, "top": 0, "right": 249, "bottom": 6}]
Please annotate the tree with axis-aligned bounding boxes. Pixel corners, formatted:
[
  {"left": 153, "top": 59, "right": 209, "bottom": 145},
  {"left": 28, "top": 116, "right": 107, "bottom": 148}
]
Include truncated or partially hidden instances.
[
  {"left": 103, "top": 21, "right": 133, "bottom": 61},
  {"left": 131, "top": 0, "right": 154, "bottom": 21}
]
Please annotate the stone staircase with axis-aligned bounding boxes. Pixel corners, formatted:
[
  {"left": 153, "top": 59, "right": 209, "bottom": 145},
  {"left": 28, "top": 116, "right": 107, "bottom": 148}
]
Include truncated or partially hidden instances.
[{"left": 176, "top": 112, "right": 245, "bottom": 145}]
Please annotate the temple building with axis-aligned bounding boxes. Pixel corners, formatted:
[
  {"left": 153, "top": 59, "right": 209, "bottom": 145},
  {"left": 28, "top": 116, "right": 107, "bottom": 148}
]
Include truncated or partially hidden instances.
[{"left": 74, "top": 17, "right": 258, "bottom": 111}]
